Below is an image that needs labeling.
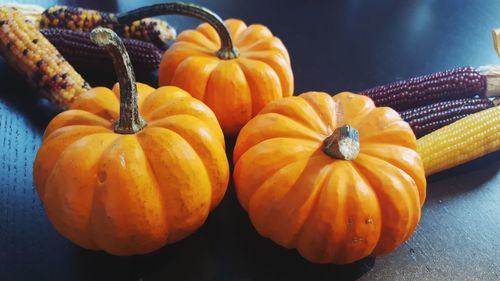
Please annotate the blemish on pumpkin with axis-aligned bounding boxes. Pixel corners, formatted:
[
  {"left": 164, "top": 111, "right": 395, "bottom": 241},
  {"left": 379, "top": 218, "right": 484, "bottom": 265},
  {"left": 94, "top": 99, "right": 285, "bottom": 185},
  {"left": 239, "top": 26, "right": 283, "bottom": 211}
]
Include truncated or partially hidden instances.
[
  {"left": 98, "top": 170, "right": 107, "bottom": 183},
  {"left": 365, "top": 218, "right": 373, "bottom": 224},
  {"left": 352, "top": 237, "right": 364, "bottom": 244}
]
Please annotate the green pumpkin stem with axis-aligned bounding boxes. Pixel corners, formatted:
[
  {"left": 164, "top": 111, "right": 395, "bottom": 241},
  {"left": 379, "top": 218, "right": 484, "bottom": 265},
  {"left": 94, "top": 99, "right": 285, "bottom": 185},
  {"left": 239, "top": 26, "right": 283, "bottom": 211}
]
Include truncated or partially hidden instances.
[
  {"left": 90, "top": 27, "right": 147, "bottom": 134},
  {"left": 116, "top": 2, "right": 239, "bottom": 60},
  {"left": 323, "top": 125, "right": 360, "bottom": 160}
]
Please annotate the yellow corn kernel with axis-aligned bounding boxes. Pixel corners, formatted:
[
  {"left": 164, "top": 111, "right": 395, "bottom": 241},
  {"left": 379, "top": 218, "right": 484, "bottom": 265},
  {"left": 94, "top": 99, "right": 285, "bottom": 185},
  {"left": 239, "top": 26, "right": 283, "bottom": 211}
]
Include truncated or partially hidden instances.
[
  {"left": 417, "top": 106, "right": 500, "bottom": 176},
  {"left": 0, "top": 7, "right": 90, "bottom": 108}
]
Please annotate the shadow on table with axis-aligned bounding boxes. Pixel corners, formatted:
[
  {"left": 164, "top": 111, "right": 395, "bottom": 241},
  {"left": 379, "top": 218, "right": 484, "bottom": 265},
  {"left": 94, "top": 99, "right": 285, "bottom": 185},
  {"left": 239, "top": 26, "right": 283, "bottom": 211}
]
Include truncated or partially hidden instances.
[
  {"left": 71, "top": 138, "right": 375, "bottom": 281},
  {"left": 72, "top": 198, "right": 375, "bottom": 281},
  {"left": 426, "top": 151, "right": 500, "bottom": 200}
]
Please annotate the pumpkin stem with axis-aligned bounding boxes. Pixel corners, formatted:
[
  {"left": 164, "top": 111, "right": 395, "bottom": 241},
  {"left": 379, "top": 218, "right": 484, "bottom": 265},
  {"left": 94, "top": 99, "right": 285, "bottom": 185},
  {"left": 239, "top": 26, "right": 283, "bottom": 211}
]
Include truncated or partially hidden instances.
[
  {"left": 323, "top": 125, "right": 360, "bottom": 160},
  {"left": 116, "top": 2, "right": 239, "bottom": 60},
  {"left": 90, "top": 27, "right": 147, "bottom": 134}
]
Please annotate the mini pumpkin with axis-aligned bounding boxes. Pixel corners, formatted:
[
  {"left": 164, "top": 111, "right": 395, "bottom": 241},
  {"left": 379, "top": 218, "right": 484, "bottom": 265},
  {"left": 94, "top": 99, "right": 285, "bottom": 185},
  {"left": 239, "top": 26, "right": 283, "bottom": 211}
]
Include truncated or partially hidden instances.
[
  {"left": 233, "top": 91, "right": 426, "bottom": 264},
  {"left": 33, "top": 27, "right": 229, "bottom": 255},
  {"left": 117, "top": 2, "right": 293, "bottom": 135}
]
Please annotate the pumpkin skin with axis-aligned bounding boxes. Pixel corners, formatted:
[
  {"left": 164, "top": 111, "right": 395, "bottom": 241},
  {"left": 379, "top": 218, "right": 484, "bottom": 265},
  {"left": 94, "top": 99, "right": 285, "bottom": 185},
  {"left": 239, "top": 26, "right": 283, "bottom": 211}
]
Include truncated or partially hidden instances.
[
  {"left": 33, "top": 83, "right": 229, "bottom": 256},
  {"left": 159, "top": 19, "right": 293, "bottom": 135},
  {"left": 233, "top": 92, "right": 426, "bottom": 264}
]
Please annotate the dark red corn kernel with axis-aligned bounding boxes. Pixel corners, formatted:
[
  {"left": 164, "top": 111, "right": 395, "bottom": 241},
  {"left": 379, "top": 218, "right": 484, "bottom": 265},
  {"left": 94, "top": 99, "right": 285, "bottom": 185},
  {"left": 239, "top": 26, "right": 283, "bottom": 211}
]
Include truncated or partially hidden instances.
[
  {"left": 360, "top": 67, "right": 487, "bottom": 110},
  {"left": 398, "top": 98, "right": 494, "bottom": 137},
  {"left": 40, "top": 28, "right": 162, "bottom": 73}
]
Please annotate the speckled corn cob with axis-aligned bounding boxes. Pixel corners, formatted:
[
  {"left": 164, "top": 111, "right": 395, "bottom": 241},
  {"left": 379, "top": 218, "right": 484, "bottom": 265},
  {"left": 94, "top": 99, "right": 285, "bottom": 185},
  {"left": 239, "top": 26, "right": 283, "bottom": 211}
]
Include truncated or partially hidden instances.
[
  {"left": 0, "top": 3, "right": 44, "bottom": 26},
  {"left": 399, "top": 98, "right": 494, "bottom": 137},
  {"left": 360, "top": 67, "right": 487, "bottom": 110},
  {"left": 417, "top": 106, "right": 500, "bottom": 176},
  {"left": 41, "top": 28, "right": 162, "bottom": 72},
  {"left": 40, "top": 5, "right": 176, "bottom": 48},
  {"left": 0, "top": 7, "right": 90, "bottom": 108}
]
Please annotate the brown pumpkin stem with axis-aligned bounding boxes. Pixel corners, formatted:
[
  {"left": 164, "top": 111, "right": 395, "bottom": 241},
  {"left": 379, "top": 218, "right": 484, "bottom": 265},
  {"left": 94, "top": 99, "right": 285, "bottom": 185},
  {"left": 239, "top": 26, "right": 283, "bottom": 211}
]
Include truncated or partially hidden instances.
[
  {"left": 116, "top": 2, "right": 239, "bottom": 60},
  {"left": 323, "top": 125, "right": 360, "bottom": 160},
  {"left": 90, "top": 27, "right": 147, "bottom": 134}
]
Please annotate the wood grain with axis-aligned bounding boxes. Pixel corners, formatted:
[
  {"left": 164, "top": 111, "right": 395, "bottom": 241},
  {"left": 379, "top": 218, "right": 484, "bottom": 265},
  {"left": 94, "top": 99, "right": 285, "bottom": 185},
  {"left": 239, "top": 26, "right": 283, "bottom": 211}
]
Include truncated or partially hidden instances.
[{"left": 0, "top": 0, "right": 499, "bottom": 280}]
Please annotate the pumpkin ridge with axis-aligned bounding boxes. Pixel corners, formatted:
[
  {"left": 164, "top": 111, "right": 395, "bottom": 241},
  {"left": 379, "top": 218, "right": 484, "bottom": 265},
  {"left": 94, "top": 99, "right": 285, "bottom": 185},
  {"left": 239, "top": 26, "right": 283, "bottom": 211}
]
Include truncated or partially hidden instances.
[
  {"left": 139, "top": 125, "right": 213, "bottom": 193},
  {"left": 261, "top": 112, "right": 323, "bottom": 139},
  {"left": 140, "top": 89, "right": 191, "bottom": 120},
  {"left": 237, "top": 37, "right": 273, "bottom": 51},
  {"left": 234, "top": 119, "right": 322, "bottom": 161},
  {"left": 233, "top": 59, "right": 257, "bottom": 115},
  {"left": 169, "top": 56, "right": 219, "bottom": 102},
  {"left": 239, "top": 51, "right": 293, "bottom": 98},
  {"left": 44, "top": 124, "right": 112, "bottom": 143},
  {"left": 145, "top": 115, "right": 227, "bottom": 208},
  {"left": 225, "top": 19, "right": 247, "bottom": 41},
  {"left": 291, "top": 162, "right": 335, "bottom": 249},
  {"left": 134, "top": 132, "right": 171, "bottom": 243},
  {"left": 234, "top": 24, "right": 273, "bottom": 46},
  {"left": 148, "top": 114, "right": 224, "bottom": 147},
  {"left": 177, "top": 29, "right": 219, "bottom": 50},
  {"left": 234, "top": 139, "right": 323, "bottom": 210},
  {"left": 169, "top": 55, "right": 211, "bottom": 100},
  {"left": 42, "top": 133, "right": 119, "bottom": 251},
  {"left": 360, "top": 145, "right": 426, "bottom": 205},
  {"left": 44, "top": 110, "right": 113, "bottom": 138},
  {"left": 87, "top": 134, "right": 125, "bottom": 251},
  {"left": 351, "top": 156, "right": 420, "bottom": 255},
  {"left": 359, "top": 120, "right": 415, "bottom": 149},
  {"left": 34, "top": 126, "right": 113, "bottom": 195},
  {"left": 246, "top": 154, "right": 327, "bottom": 215},
  {"left": 359, "top": 152, "right": 424, "bottom": 209},
  {"left": 299, "top": 93, "right": 337, "bottom": 134},
  {"left": 329, "top": 93, "right": 375, "bottom": 129},
  {"left": 171, "top": 40, "right": 218, "bottom": 56},
  {"left": 235, "top": 58, "right": 283, "bottom": 116},
  {"left": 135, "top": 126, "right": 212, "bottom": 243},
  {"left": 260, "top": 97, "right": 327, "bottom": 133},
  {"left": 145, "top": 96, "right": 192, "bottom": 121},
  {"left": 202, "top": 60, "right": 252, "bottom": 134},
  {"left": 195, "top": 22, "right": 221, "bottom": 46},
  {"left": 42, "top": 132, "right": 119, "bottom": 197}
]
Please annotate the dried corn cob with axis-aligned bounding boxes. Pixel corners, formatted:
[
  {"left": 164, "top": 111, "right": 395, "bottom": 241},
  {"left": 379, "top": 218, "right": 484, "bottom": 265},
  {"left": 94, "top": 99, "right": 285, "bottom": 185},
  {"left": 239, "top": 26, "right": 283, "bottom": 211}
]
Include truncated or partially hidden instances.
[
  {"left": 359, "top": 67, "right": 494, "bottom": 110},
  {"left": 399, "top": 98, "right": 494, "bottom": 137},
  {"left": 0, "top": 7, "right": 90, "bottom": 108},
  {"left": 417, "top": 106, "right": 500, "bottom": 176},
  {"left": 0, "top": 3, "right": 44, "bottom": 26},
  {"left": 40, "top": 5, "right": 176, "bottom": 48},
  {"left": 40, "top": 28, "right": 162, "bottom": 73}
]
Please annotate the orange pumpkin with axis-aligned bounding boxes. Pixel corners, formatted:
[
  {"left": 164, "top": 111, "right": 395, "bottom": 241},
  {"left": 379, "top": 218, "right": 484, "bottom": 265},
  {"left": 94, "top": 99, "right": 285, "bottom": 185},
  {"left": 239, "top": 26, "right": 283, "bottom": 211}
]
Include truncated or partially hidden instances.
[
  {"left": 117, "top": 3, "right": 293, "bottom": 135},
  {"left": 33, "top": 27, "right": 229, "bottom": 255},
  {"left": 233, "top": 91, "right": 426, "bottom": 264}
]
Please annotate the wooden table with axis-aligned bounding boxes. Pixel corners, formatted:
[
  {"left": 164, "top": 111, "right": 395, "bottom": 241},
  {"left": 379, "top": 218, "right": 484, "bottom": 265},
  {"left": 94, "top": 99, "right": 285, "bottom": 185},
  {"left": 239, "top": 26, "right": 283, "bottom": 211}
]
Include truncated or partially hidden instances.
[{"left": 1, "top": 0, "right": 499, "bottom": 280}]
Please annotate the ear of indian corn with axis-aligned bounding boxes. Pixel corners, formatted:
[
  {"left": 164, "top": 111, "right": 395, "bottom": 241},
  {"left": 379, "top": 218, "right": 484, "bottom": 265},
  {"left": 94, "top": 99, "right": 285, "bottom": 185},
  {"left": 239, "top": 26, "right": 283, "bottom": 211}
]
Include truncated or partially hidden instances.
[
  {"left": 360, "top": 67, "right": 487, "bottom": 110},
  {"left": 0, "top": 3, "right": 44, "bottom": 26},
  {"left": 0, "top": 7, "right": 90, "bottom": 108},
  {"left": 40, "top": 5, "right": 176, "bottom": 48},
  {"left": 40, "top": 28, "right": 162, "bottom": 73},
  {"left": 417, "top": 106, "right": 500, "bottom": 176},
  {"left": 399, "top": 98, "right": 494, "bottom": 137}
]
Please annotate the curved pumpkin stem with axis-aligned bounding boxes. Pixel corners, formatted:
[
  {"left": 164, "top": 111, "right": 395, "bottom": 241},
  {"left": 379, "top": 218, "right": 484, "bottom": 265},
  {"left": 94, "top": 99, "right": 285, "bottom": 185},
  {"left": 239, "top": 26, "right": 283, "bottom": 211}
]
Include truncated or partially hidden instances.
[
  {"left": 323, "top": 125, "right": 360, "bottom": 160},
  {"left": 90, "top": 27, "right": 147, "bottom": 134},
  {"left": 116, "top": 2, "right": 239, "bottom": 60}
]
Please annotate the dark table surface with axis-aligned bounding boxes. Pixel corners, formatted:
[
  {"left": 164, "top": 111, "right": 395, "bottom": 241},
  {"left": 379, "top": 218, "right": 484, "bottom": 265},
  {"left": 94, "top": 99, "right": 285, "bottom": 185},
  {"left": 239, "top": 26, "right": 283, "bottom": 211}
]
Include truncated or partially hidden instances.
[{"left": 1, "top": 0, "right": 499, "bottom": 280}]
